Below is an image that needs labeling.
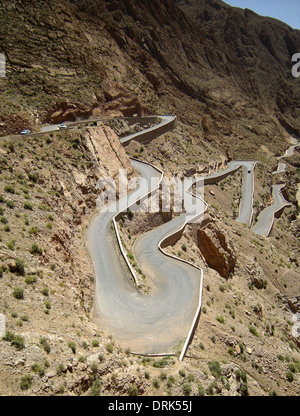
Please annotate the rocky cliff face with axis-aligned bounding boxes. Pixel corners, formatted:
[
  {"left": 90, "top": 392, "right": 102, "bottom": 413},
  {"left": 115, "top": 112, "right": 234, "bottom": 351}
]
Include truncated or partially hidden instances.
[
  {"left": 0, "top": 0, "right": 299, "bottom": 156},
  {"left": 197, "top": 220, "right": 236, "bottom": 279}
]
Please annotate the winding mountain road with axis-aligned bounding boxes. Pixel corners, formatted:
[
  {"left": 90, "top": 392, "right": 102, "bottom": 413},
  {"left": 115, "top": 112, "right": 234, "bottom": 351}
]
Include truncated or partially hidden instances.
[
  {"left": 87, "top": 158, "right": 202, "bottom": 353},
  {"left": 253, "top": 184, "right": 291, "bottom": 237},
  {"left": 87, "top": 116, "right": 259, "bottom": 355}
]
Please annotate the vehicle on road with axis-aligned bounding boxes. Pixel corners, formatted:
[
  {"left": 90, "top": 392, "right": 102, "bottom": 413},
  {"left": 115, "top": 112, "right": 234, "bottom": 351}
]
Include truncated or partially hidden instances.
[
  {"left": 248, "top": 169, "right": 251, "bottom": 173},
  {"left": 58, "top": 123, "right": 67, "bottom": 129},
  {"left": 20, "top": 129, "right": 31, "bottom": 135}
]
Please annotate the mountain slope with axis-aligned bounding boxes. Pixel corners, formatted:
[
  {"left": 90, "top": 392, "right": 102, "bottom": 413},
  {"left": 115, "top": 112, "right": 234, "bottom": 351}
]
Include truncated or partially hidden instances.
[{"left": 0, "top": 0, "right": 299, "bottom": 157}]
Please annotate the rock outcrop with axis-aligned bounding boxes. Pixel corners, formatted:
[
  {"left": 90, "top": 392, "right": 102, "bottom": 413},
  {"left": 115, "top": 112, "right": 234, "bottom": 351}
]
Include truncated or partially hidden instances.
[{"left": 196, "top": 220, "right": 236, "bottom": 279}]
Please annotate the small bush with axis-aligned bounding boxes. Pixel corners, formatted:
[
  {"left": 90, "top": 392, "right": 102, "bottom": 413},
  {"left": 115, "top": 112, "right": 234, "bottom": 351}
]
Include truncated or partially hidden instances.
[
  {"left": 20, "top": 375, "right": 32, "bottom": 390},
  {"left": 68, "top": 342, "right": 76, "bottom": 354},
  {"left": 31, "top": 363, "right": 45, "bottom": 377},
  {"left": 3, "top": 331, "right": 25, "bottom": 350},
  {"left": 106, "top": 342, "right": 114, "bottom": 353},
  {"left": 198, "top": 383, "right": 205, "bottom": 396},
  {"left": 182, "top": 383, "right": 192, "bottom": 396},
  {"left": 25, "top": 275, "right": 37, "bottom": 284},
  {"left": 28, "top": 172, "right": 38, "bottom": 183},
  {"left": 90, "top": 379, "right": 101, "bottom": 396},
  {"left": 208, "top": 361, "right": 222, "bottom": 379},
  {"left": 44, "top": 300, "right": 51, "bottom": 310},
  {"left": 152, "top": 357, "right": 169, "bottom": 368},
  {"left": 24, "top": 201, "right": 33, "bottom": 210},
  {"left": 4, "top": 184, "right": 15, "bottom": 194},
  {"left": 38, "top": 203, "right": 51, "bottom": 212},
  {"left": 179, "top": 369, "right": 186, "bottom": 377},
  {"left": 128, "top": 384, "right": 139, "bottom": 396},
  {"left": 6, "top": 200, "right": 15, "bottom": 209},
  {"left": 152, "top": 378, "right": 160, "bottom": 389},
  {"left": 41, "top": 288, "right": 49, "bottom": 296},
  {"left": 28, "top": 226, "right": 38, "bottom": 235},
  {"left": 249, "top": 326, "right": 259, "bottom": 337},
  {"left": 15, "top": 258, "right": 25, "bottom": 275},
  {"left": 13, "top": 287, "right": 24, "bottom": 300},
  {"left": 7, "top": 240, "right": 15, "bottom": 250},
  {"left": 40, "top": 337, "right": 51, "bottom": 354},
  {"left": 98, "top": 354, "right": 105, "bottom": 363},
  {"left": 29, "top": 242, "right": 42, "bottom": 255}
]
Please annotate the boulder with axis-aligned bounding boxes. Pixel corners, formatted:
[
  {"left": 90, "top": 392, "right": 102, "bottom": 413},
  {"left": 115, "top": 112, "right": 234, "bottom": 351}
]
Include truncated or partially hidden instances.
[{"left": 196, "top": 221, "right": 236, "bottom": 279}]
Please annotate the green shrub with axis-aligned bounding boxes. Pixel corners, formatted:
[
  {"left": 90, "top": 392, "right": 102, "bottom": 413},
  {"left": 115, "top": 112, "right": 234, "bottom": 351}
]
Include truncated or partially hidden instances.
[
  {"left": 6, "top": 200, "right": 15, "bottom": 209},
  {"left": 38, "top": 203, "right": 51, "bottom": 212},
  {"left": 25, "top": 275, "right": 37, "bottom": 284},
  {"left": 40, "top": 337, "right": 51, "bottom": 354},
  {"left": 179, "top": 369, "right": 186, "bottom": 377},
  {"left": 31, "top": 363, "right": 45, "bottom": 377},
  {"left": 90, "top": 379, "right": 101, "bottom": 396},
  {"left": 4, "top": 184, "right": 15, "bottom": 194},
  {"left": 249, "top": 326, "right": 259, "bottom": 337},
  {"left": 152, "top": 357, "right": 169, "bottom": 368},
  {"left": 20, "top": 375, "right": 32, "bottom": 390},
  {"left": 208, "top": 361, "right": 222, "bottom": 379},
  {"left": 3, "top": 331, "right": 25, "bottom": 350},
  {"left": 44, "top": 300, "right": 51, "bottom": 310},
  {"left": 28, "top": 226, "right": 38, "bottom": 235},
  {"left": 152, "top": 378, "right": 160, "bottom": 388},
  {"left": 68, "top": 341, "right": 76, "bottom": 354},
  {"left": 13, "top": 287, "right": 24, "bottom": 300},
  {"left": 15, "top": 258, "right": 25, "bottom": 275},
  {"left": 28, "top": 172, "right": 38, "bottom": 183},
  {"left": 41, "top": 288, "right": 49, "bottom": 296},
  {"left": 198, "top": 383, "right": 205, "bottom": 396},
  {"left": 106, "top": 342, "right": 114, "bottom": 353},
  {"left": 24, "top": 201, "right": 33, "bottom": 210},
  {"left": 182, "top": 383, "right": 192, "bottom": 396},
  {"left": 56, "top": 364, "right": 64, "bottom": 376},
  {"left": 29, "top": 242, "right": 42, "bottom": 255},
  {"left": 7, "top": 240, "right": 15, "bottom": 250},
  {"left": 98, "top": 354, "right": 105, "bottom": 363},
  {"left": 128, "top": 384, "right": 139, "bottom": 396}
]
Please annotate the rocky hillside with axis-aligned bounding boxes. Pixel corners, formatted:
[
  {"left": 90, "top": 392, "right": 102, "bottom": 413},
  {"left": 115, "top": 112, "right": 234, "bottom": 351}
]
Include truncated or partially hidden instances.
[
  {"left": 0, "top": 0, "right": 299, "bottom": 156},
  {"left": 0, "top": 0, "right": 299, "bottom": 397},
  {"left": 175, "top": 0, "right": 300, "bottom": 135}
]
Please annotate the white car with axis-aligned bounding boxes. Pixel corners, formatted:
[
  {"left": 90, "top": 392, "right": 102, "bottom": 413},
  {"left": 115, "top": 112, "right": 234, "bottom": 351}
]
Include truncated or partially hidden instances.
[
  {"left": 58, "top": 123, "right": 67, "bottom": 129},
  {"left": 20, "top": 129, "right": 31, "bottom": 135}
]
